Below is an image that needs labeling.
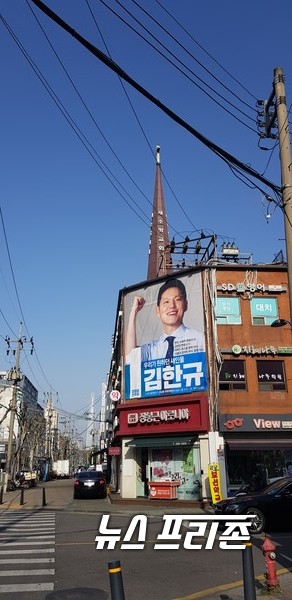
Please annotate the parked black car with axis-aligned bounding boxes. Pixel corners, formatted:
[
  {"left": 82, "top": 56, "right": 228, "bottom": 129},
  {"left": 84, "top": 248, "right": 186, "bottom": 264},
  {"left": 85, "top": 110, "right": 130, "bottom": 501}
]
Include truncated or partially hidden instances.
[
  {"left": 74, "top": 465, "right": 87, "bottom": 477},
  {"left": 73, "top": 471, "right": 107, "bottom": 499},
  {"left": 212, "top": 477, "right": 292, "bottom": 534}
]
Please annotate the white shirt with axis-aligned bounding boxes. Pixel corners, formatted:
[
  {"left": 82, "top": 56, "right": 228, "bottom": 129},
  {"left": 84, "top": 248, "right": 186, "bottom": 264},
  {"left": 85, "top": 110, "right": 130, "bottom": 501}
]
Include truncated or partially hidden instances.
[{"left": 140, "top": 323, "right": 205, "bottom": 361}]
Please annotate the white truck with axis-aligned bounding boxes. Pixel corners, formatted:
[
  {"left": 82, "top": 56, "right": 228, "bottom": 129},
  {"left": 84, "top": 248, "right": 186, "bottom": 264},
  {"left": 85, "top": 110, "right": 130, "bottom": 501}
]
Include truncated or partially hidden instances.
[{"left": 53, "top": 460, "right": 70, "bottom": 479}]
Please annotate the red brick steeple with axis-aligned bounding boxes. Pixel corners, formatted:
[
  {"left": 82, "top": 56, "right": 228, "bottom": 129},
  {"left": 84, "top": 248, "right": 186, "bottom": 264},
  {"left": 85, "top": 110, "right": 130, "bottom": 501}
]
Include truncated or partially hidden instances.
[{"left": 147, "top": 146, "right": 171, "bottom": 280}]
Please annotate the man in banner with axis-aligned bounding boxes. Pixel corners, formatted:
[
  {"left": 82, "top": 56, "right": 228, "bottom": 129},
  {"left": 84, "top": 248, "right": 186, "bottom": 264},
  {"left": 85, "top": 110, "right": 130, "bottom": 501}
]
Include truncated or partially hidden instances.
[
  {"left": 124, "top": 277, "right": 206, "bottom": 399},
  {"left": 125, "top": 278, "right": 205, "bottom": 361}
]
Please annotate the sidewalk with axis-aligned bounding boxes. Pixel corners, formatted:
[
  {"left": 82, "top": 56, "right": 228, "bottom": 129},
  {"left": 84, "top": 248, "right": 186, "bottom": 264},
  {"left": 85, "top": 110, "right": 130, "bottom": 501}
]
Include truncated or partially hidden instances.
[
  {"left": 198, "top": 570, "right": 292, "bottom": 600},
  {"left": 0, "top": 481, "right": 291, "bottom": 600},
  {"left": 0, "top": 479, "right": 73, "bottom": 511},
  {"left": 0, "top": 480, "right": 213, "bottom": 515}
]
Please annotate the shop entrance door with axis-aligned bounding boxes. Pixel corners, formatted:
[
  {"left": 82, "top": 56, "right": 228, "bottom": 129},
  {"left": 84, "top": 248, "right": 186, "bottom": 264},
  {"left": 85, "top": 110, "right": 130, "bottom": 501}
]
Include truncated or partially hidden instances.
[
  {"left": 149, "top": 445, "right": 201, "bottom": 500},
  {"left": 136, "top": 447, "right": 149, "bottom": 497}
]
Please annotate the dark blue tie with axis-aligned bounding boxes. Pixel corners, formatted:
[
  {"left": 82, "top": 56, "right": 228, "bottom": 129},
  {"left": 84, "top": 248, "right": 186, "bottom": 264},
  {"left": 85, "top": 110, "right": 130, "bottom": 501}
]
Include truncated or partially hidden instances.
[{"left": 165, "top": 336, "right": 175, "bottom": 360}]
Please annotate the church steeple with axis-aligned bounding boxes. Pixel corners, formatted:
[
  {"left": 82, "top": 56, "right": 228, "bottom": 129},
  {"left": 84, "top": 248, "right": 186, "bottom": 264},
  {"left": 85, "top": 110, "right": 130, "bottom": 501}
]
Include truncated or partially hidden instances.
[{"left": 147, "top": 146, "right": 171, "bottom": 280}]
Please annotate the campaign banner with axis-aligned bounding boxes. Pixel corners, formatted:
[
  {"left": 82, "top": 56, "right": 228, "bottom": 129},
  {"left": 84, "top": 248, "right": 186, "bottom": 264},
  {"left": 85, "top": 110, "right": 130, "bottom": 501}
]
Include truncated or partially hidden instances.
[
  {"left": 208, "top": 462, "right": 223, "bottom": 503},
  {"left": 123, "top": 273, "right": 207, "bottom": 400}
]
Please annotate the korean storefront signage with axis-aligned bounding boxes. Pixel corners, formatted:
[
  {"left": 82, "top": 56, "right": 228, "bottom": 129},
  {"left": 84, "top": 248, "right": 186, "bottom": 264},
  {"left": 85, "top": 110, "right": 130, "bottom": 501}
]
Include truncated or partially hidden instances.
[
  {"left": 110, "top": 390, "right": 121, "bottom": 402},
  {"left": 108, "top": 447, "right": 121, "bottom": 456},
  {"left": 220, "top": 344, "right": 292, "bottom": 356},
  {"left": 118, "top": 395, "right": 209, "bottom": 436},
  {"left": 217, "top": 283, "right": 285, "bottom": 293},
  {"left": 208, "top": 463, "right": 223, "bottom": 503},
  {"left": 219, "top": 414, "right": 292, "bottom": 432},
  {"left": 128, "top": 408, "right": 190, "bottom": 426}
]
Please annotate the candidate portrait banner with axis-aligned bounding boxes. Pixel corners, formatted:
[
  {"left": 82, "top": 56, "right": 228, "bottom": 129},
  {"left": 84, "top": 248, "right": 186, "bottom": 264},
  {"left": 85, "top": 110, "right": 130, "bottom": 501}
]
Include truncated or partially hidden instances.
[{"left": 123, "top": 273, "right": 207, "bottom": 400}]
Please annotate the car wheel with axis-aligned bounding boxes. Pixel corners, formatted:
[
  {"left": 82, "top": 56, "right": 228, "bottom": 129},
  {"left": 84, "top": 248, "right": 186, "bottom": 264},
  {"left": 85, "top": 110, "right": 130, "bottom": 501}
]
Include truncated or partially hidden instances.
[
  {"left": 73, "top": 493, "right": 80, "bottom": 499},
  {"left": 245, "top": 508, "right": 265, "bottom": 534}
]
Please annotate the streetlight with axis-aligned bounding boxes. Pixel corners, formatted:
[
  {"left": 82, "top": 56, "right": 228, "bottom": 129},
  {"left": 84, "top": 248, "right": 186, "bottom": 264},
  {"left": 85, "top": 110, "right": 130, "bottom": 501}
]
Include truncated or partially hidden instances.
[{"left": 270, "top": 319, "right": 292, "bottom": 328}]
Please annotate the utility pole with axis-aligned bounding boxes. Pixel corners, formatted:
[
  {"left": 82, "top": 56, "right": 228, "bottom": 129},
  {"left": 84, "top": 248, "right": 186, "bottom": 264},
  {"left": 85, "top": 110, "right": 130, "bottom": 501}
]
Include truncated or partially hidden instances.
[
  {"left": 5, "top": 324, "right": 34, "bottom": 486},
  {"left": 259, "top": 67, "right": 292, "bottom": 319},
  {"left": 274, "top": 67, "right": 292, "bottom": 321}
]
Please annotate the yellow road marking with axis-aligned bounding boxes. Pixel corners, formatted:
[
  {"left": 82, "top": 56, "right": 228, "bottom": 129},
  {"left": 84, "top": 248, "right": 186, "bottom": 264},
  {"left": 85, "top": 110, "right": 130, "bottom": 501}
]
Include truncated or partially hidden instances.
[{"left": 172, "top": 569, "right": 289, "bottom": 600}]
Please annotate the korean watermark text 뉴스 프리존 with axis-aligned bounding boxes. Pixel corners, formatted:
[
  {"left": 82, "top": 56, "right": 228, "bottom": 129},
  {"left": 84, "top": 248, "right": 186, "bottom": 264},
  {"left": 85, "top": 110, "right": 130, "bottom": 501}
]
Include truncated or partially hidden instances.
[{"left": 95, "top": 514, "right": 255, "bottom": 551}]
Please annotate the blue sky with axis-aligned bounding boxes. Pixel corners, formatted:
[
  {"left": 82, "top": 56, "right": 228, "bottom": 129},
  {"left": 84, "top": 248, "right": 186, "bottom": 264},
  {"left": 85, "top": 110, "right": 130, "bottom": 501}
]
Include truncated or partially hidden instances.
[{"left": 1, "top": 0, "right": 291, "bottom": 436}]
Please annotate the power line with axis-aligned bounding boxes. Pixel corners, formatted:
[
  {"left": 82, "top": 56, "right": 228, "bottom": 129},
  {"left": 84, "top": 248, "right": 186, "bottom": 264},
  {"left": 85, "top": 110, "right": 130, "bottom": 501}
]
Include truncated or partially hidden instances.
[
  {"left": 0, "top": 206, "right": 29, "bottom": 336},
  {"left": 85, "top": 0, "right": 195, "bottom": 238},
  {"left": 99, "top": 0, "right": 257, "bottom": 133},
  {"left": 155, "top": 0, "right": 258, "bottom": 103},
  {"left": 0, "top": 204, "right": 55, "bottom": 394},
  {"left": 130, "top": 0, "right": 256, "bottom": 111},
  {"left": 31, "top": 0, "right": 281, "bottom": 199},
  {"left": 2, "top": 9, "right": 189, "bottom": 246},
  {"left": 26, "top": 0, "right": 159, "bottom": 223},
  {"left": 1, "top": 15, "right": 153, "bottom": 230}
]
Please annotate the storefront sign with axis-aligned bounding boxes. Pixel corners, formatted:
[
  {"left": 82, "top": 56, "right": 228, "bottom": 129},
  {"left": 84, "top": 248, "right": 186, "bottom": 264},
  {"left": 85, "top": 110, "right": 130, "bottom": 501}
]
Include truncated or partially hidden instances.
[
  {"left": 217, "top": 283, "right": 285, "bottom": 293},
  {"left": 108, "top": 447, "right": 121, "bottom": 456},
  {"left": 219, "top": 413, "right": 292, "bottom": 432},
  {"left": 110, "top": 390, "right": 121, "bottom": 402},
  {"left": 220, "top": 345, "right": 292, "bottom": 356},
  {"left": 118, "top": 395, "right": 209, "bottom": 436},
  {"left": 128, "top": 408, "right": 190, "bottom": 426},
  {"left": 232, "top": 344, "right": 277, "bottom": 355},
  {"left": 208, "top": 463, "right": 223, "bottom": 503}
]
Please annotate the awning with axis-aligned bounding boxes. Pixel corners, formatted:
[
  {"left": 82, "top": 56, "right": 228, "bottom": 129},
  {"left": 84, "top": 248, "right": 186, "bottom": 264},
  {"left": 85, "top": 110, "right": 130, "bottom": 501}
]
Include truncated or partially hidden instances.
[
  {"left": 125, "top": 436, "right": 196, "bottom": 448},
  {"left": 226, "top": 438, "right": 292, "bottom": 450}
]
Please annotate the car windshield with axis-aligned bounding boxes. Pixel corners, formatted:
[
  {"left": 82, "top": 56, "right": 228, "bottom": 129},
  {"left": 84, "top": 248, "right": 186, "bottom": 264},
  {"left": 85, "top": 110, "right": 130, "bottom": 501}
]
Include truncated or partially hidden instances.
[
  {"left": 77, "top": 472, "right": 103, "bottom": 480},
  {"left": 261, "top": 478, "right": 291, "bottom": 495}
]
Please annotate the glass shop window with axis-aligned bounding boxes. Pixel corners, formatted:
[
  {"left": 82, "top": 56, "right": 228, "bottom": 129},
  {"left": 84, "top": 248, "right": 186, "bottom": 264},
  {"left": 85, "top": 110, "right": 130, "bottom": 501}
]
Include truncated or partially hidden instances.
[
  {"left": 250, "top": 297, "right": 278, "bottom": 325},
  {"left": 257, "top": 360, "right": 286, "bottom": 391},
  {"left": 219, "top": 360, "right": 246, "bottom": 390},
  {"left": 215, "top": 297, "right": 241, "bottom": 324}
]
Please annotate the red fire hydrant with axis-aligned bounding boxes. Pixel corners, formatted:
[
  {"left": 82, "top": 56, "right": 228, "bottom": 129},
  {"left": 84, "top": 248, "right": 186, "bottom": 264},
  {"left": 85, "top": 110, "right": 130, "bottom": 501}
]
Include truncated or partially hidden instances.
[{"left": 261, "top": 535, "right": 279, "bottom": 590}]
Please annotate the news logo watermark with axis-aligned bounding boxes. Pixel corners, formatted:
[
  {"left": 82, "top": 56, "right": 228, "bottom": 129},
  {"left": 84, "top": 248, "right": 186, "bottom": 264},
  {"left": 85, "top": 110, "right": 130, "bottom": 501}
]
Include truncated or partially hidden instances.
[{"left": 95, "top": 514, "right": 255, "bottom": 551}]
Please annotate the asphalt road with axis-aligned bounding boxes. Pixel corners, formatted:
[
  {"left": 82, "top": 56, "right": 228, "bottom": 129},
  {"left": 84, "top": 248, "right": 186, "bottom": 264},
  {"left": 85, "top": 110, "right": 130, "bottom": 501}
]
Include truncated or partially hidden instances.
[
  {"left": 0, "top": 479, "right": 291, "bottom": 599},
  {"left": 54, "top": 511, "right": 292, "bottom": 600},
  {"left": 0, "top": 510, "right": 291, "bottom": 600}
]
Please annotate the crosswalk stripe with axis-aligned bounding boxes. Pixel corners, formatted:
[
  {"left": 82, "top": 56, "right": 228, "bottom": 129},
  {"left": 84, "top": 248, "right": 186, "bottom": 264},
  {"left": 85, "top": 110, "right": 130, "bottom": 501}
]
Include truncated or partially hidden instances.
[
  {"left": 0, "top": 514, "right": 55, "bottom": 521},
  {"left": 0, "top": 512, "right": 55, "bottom": 594},
  {"left": 0, "top": 540, "right": 54, "bottom": 545},
  {"left": 0, "top": 535, "right": 55, "bottom": 540},
  {"left": 1, "top": 523, "right": 54, "bottom": 531},
  {"left": 0, "top": 548, "right": 55, "bottom": 554},
  {"left": 0, "top": 583, "right": 54, "bottom": 592},
  {"left": 0, "top": 558, "right": 55, "bottom": 564},
  {"left": 0, "top": 569, "right": 54, "bottom": 576},
  {"left": 0, "top": 524, "right": 54, "bottom": 527},
  {"left": 0, "top": 517, "right": 55, "bottom": 519}
]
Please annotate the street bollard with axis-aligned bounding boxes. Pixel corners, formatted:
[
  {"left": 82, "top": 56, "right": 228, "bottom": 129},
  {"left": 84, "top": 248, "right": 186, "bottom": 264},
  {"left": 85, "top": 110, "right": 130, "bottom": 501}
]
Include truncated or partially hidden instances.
[
  {"left": 108, "top": 560, "right": 125, "bottom": 600},
  {"left": 42, "top": 486, "right": 47, "bottom": 507},
  {"left": 20, "top": 487, "right": 24, "bottom": 506},
  {"left": 242, "top": 542, "right": 256, "bottom": 600},
  {"left": 0, "top": 486, "right": 3, "bottom": 505}
]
